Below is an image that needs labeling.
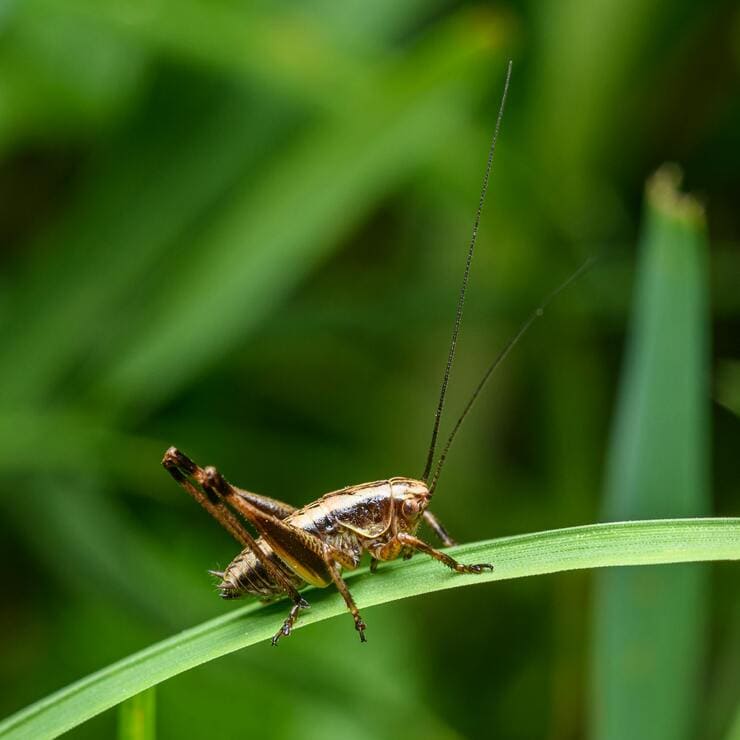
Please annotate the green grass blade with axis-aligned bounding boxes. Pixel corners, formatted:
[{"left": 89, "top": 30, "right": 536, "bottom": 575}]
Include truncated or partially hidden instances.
[
  {"left": 118, "top": 688, "right": 155, "bottom": 740},
  {"left": 592, "top": 167, "right": 710, "bottom": 740},
  {"left": 0, "top": 518, "right": 738, "bottom": 740}
]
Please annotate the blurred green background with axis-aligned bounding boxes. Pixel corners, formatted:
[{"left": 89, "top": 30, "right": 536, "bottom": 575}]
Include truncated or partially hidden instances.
[{"left": 0, "top": 1, "right": 738, "bottom": 739}]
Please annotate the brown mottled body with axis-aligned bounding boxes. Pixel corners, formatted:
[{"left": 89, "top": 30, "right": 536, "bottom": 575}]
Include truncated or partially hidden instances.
[
  {"left": 163, "top": 448, "right": 491, "bottom": 644},
  {"left": 222, "top": 479, "right": 428, "bottom": 594}
]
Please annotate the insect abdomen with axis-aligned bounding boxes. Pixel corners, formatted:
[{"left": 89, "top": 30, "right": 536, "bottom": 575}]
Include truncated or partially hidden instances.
[{"left": 218, "top": 539, "right": 303, "bottom": 599}]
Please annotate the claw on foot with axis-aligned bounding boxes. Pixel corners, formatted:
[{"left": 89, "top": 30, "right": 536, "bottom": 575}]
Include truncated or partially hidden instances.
[
  {"left": 272, "top": 621, "right": 293, "bottom": 646},
  {"left": 271, "top": 598, "right": 310, "bottom": 646},
  {"left": 355, "top": 619, "right": 367, "bottom": 643},
  {"left": 466, "top": 563, "right": 494, "bottom": 574}
]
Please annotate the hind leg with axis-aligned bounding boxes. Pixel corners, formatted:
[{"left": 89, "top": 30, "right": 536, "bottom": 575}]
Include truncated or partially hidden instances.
[
  {"left": 272, "top": 601, "right": 306, "bottom": 645},
  {"left": 163, "top": 447, "right": 310, "bottom": 643}
]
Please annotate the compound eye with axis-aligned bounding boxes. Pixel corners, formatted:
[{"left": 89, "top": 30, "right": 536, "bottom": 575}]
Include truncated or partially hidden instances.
[{"left": 402, "top": 498, "right": 420, "bottom": 518}]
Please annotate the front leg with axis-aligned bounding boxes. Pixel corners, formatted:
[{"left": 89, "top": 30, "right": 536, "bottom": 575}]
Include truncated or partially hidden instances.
[{"left": 396, "top": 533, "right": 493, "bottom": 574}]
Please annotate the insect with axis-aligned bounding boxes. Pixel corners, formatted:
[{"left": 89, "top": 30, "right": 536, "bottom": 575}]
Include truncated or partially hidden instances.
[{"left": 163, "top": 62, "right": 589, "bottom": 645}]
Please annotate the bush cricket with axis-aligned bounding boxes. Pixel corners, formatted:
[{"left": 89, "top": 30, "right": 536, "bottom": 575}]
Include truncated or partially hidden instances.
[{"left": 163, "top": 61, "right": 590, "bottom": 645}]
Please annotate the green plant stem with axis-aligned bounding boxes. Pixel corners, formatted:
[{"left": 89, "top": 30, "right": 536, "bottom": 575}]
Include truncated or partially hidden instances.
[
  {"left": 1, "top": 518, "right": 738, "bottom": 740},
  {"left": 117, "top": 688, "right": 155, "bottom": 740}
]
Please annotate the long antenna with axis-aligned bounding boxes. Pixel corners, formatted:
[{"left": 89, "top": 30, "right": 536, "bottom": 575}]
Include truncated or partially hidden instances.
[
  {"left": 421, "top": 59, "right": 513, "bottom": 483},
  {"left": 428, "top": 255, "right": 597, "bottom": 493}
]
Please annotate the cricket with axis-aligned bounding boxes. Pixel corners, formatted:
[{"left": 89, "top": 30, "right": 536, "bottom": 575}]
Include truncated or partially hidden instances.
[{"left": 163, "top": 61, "right": 588, "bottom": 645}]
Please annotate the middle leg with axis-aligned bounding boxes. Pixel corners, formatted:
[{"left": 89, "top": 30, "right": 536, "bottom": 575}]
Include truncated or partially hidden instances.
[{"left": 325, "top": 557, "right": 367, "bottom": 643}]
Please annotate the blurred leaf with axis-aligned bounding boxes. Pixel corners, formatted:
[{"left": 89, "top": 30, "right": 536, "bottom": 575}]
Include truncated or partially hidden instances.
[
  {"left": 717, "top": 360, "right": 740, "bottom": 417},
  {"left": 25, "top": 0, "right": 451, "bottom": 108},
  {"left": 0, "top": 9, "right": 507, "bottom": 420},
  {"left": 0, "top": 9, "right": 145, "bottom": 149},
  {"left": 304, "top": 0, "right": 439, "bottom": 51},
  {"left": 0, "top": 76, "right": 287, "bottom": 409},
  {"left": 1, "top": 518, "right": 738, "bottom": 740},
  {"left": 727, "top": 703, "right": 740, "bottom": 740},
  {"left": 592, "top": 167, "right": 710, "bottom": 740},
  {"left": 0, "top": 410, "right": 159, "bottom": 485},
  {"left": 118, "top": 688, "right": 155, "bottom": 740},
  {"left": 2, "top": 477, "right": 212, "bottom": 625},
  {"left": 529, "top": 0, "right": 704, "bottom": 239},
  {"left": 26, "top": 0, "right": 365, "bottom": 107},
  {"left": 94, "top": 12, "right": 507, "bottom": 413}
]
